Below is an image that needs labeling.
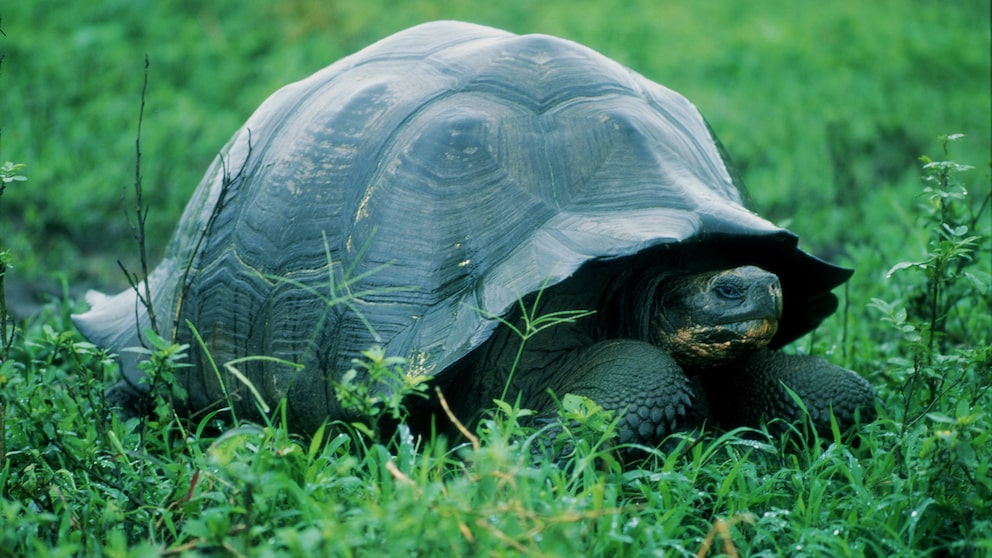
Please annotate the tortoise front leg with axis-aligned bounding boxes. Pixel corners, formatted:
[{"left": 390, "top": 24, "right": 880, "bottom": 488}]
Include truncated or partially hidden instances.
[
  {"left": 699, "top": 349, "right": 876, "bottom": 437},
  {"left": 540, "top": 339, "right": 705, "bottom": 445}
]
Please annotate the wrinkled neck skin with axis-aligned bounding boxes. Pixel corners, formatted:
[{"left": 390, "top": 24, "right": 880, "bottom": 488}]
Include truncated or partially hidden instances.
[{"left": 617, "top": 266, "right": 783, "bottom": 371}]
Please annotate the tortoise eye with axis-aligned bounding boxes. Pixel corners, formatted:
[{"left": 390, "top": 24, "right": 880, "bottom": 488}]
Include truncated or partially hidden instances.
[{"left": 713, "top": 282, "right": 745, "bottom": 301}]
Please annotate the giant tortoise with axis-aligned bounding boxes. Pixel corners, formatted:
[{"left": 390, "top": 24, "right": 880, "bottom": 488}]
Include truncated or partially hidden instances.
[{"left": 74, "top": 21, "right": 875, "bottom": 444}]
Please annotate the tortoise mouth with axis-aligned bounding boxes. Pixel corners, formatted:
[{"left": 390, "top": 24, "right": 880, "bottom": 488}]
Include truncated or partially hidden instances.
[
  {"left": 686, "top": 317, "right": 778, "bottom": 347},
  {"left": 719, "top": 317, "right": 778, "bottom": 344},
  {"left": 711, "top": 311, "right": 779, "bottom": 328},
  {"left": 658, "top": 317, "right": 778, "bottom": 368}
]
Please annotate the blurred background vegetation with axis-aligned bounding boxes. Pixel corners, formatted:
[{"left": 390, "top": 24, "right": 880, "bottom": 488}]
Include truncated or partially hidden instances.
[{"left": 1, "top": 0, "right": 989, "bottom": 308}]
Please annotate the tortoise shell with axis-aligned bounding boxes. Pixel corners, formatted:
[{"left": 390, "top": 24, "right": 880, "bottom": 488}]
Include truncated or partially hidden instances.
[{"left": 73, "top": 21, "right": 850, "bottom": 431}]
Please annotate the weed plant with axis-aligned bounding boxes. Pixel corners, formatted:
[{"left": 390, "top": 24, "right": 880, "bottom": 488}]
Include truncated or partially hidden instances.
[{"left": 1, "top": 161, "right": 28, "bottom": 489}]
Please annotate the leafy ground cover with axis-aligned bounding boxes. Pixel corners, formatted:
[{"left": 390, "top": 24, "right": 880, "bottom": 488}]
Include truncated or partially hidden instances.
[{"left": 1, "top": 1, "right": 990, "bottom": 556}]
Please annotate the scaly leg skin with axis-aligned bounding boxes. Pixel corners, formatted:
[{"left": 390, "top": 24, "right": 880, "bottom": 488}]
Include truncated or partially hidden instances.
[
  {"left": 700, "top": 349, "right": 876, "bottom": 438},
  {"left": 540, "top": 339, "right": 704, "bottom": 446}
]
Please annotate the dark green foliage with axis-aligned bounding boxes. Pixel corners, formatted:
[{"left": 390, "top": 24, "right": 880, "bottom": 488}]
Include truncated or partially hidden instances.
[{"left": 1, "top": 2, "right": 990, "bottom": 556}]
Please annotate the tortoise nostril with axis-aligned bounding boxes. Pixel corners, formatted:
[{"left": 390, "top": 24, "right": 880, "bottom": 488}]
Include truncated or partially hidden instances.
[{"left": 769, "top": 283, "right": 784, "bottom": 317}]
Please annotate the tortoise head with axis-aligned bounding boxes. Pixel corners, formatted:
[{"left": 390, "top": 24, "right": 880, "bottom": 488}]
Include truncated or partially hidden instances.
[{"left": 649, "top": 265, "right": 782, "bottom": 369}]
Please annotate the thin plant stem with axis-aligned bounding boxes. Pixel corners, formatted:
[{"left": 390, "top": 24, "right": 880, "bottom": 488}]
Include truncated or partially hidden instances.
[{"left": 120, "top": 55, "right": 159, "bottom": 338}]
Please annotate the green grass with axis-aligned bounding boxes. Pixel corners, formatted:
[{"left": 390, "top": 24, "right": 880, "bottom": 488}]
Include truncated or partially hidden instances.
[{"left": 1, "top": 1, "right": 991, "bottom": 556}]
